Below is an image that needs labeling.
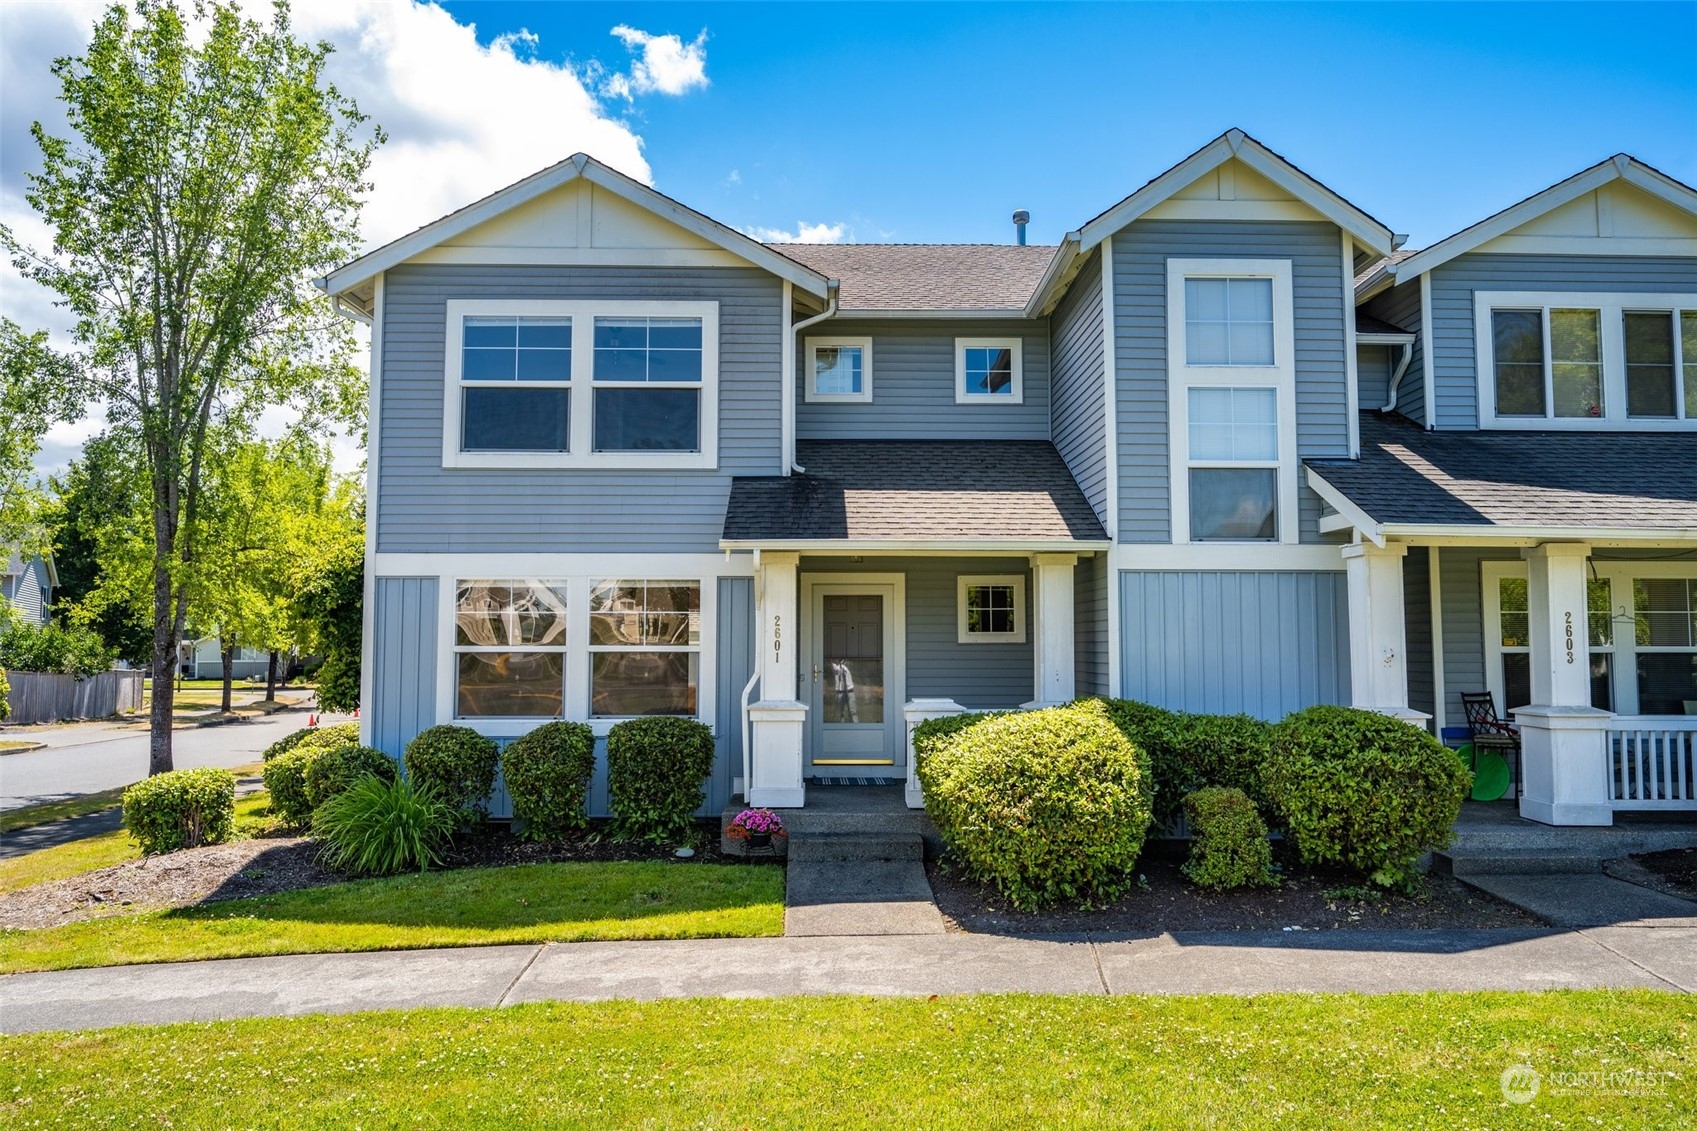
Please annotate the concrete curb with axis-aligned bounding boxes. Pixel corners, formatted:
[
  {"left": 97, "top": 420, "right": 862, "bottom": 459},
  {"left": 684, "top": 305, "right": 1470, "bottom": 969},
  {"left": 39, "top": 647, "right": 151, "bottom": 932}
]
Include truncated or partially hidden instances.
[{"left": 0, "top": 741, "right": 47, "bottom": 756}]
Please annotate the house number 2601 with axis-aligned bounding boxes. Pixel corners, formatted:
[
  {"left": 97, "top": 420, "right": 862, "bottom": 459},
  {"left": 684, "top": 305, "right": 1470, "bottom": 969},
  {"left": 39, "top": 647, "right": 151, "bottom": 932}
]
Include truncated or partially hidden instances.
[
  {"left": 1564, "top": 611, "right": 1575, "bottom": 665},
  {"left": 773, "top": 615, "right": 782, "bottom": 662}
]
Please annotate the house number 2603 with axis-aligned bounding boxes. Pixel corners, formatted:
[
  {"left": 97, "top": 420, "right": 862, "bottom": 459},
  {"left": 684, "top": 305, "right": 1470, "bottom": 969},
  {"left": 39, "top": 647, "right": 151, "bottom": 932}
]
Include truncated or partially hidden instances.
[
  {"left": 1564, "top": 611, "right": 1575, "bottom": 665},
  {"left": 772, "top": 615, "right": 782, "bottom": 662}
]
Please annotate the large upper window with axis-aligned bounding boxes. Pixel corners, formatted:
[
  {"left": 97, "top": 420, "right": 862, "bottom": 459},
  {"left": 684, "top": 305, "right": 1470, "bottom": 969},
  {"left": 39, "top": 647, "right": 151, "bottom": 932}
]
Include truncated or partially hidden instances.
[
  {"left": 588, "top": 580, "right": 700, "bottom": 717},
  {"left": 1184, "top": 278, "right": 1274, "bottom": 366},
  {"left": 1186, "top": 387, "right": 1278, "bottom": 541},
  {"left": 954, "top": 338, "right": 1024, "bottom": 404},
  {"left": 1475, "top": 292, "right": 1697, "bottom": 429},
  {"left": 453, "top": 579, "right": 570, "bottom": 718},
  {"left": 805, "top": 336, "right": 873, "bottom": 403},
  {"left": 442, "top": 300, "right": 719, "bottom": 469}
]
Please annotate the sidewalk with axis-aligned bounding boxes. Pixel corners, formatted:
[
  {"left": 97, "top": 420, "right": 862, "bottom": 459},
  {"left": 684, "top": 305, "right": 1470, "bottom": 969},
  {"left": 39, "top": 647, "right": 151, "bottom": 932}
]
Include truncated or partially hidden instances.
[{"left": 3, "top": 926, "right": 1690, "bottom": 1033}]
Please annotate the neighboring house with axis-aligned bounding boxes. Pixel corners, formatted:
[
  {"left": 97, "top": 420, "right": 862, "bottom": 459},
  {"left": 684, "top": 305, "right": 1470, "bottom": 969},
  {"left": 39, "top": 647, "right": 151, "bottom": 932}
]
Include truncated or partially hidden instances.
[
  {"left": 180, "top": 639, "right": 273, "bottom": 681},
  {"left": 1, "top": 550, "right": 57, "bottom": 627},
  {"left": 323, "top": 130, "right": 1697, "bottom": 828}
]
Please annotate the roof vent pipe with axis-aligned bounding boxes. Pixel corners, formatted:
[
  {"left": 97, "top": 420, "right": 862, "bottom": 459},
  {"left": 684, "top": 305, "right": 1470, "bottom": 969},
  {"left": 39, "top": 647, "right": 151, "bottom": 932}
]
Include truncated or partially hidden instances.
[{"left": 1012, "top": 210, "right": 1030, "bottom": 246}]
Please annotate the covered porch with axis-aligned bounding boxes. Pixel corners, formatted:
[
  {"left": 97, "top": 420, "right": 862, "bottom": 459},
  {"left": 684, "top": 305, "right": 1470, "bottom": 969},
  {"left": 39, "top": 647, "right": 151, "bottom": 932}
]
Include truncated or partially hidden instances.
[
  {"left": 1308, "top": 415, "right": 1697, "bottom": 826},
  {"left": 721, "top": 440, "right": 1110, "bottom": 809}
]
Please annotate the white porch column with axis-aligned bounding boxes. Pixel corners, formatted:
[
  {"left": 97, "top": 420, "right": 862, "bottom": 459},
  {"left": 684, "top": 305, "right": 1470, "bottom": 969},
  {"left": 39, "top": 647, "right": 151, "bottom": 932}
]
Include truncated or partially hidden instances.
[
  {"left": 748, "top": 551, "right": 806, "bottom": 808},
  {"left": 903, "top": 697, "right": 966, "bottom": 810},
  {"left": 1516, "top": 542, "right": 1611, "bottom": 826},
  {"left": 1341, "top": 542, "right": 1429, "bottom": 724},
  {"left": 1028, "top": 553, "right": 1078, "bottom": 708}
]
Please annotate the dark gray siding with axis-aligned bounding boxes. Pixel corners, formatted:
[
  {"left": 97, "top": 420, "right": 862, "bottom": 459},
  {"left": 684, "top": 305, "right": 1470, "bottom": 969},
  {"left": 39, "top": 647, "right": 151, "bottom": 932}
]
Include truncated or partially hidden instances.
[
  {"left": 800, "top": 556, "right": 1034, "bottom": 709},
  {"left": 370, "top": 577, "right": 439, "bottom": 760},
  {"left": 1119, "top": 569, "right": 1351, "bottom": 718},
  {"left": 1403, "top": 546, "right": 1435, "bottom": 722},
  {"left": 1361, "top": 277, "right": 1425, "bottom": 423},
  {"left": 795, "top": 318, "right": 1050, "bottom": 441},
  {"left": 378, "top": 264, "right": 783, "bottom": 553},
  {"left": 1111, "top": 220, "right": 1349, "bottom": 544},
  {"left": 1427, "top": 254, "right": 1697, "bottom": 429},
  {"left": 1435, "top": 545, "right": 1520, "bottom": 726},
  {"left": 1074, "top": 552, "right": 1109, "bottom": 697},
  {"left": 1049, "top": 248, "right": 1108, "bottom": 522},
  {"left": 712, "top": 577, "right": 755, "bottom": 810},
  {"left": 1356, "top": 343, "right": 1393, "bottom": 415}
]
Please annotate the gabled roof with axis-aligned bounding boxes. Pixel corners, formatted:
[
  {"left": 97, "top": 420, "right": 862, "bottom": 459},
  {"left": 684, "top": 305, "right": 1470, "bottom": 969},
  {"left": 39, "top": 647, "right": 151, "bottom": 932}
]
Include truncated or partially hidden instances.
[
  {"left": 1354, "top": 312, "right": 1415, "bottom": 343},
  {"left": 318, "top": 153, "right": 832, "bottom": 309},
  {"left": 1372, "top": 155, "right": 1697, "bottom": 287},
  {"left": 768, "top": 244, "right": 1056, "bottom": 313}
]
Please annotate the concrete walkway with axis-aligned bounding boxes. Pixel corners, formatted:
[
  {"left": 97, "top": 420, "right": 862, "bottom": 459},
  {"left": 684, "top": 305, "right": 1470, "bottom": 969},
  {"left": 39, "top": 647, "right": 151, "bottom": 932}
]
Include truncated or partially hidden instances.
[{"left": 3, "top": 926, "right": 1691, "bottom": 1033}]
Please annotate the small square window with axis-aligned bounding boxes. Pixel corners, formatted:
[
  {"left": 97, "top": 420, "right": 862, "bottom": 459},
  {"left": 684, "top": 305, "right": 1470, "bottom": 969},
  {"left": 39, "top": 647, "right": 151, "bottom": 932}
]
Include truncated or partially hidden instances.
[
  {"left": 957, "top": 575, "right": 1026, "bottom": 643},
  {"left": 955, "top": 339, "right": 1023, "bottom": 403},
  {"left": 805, "top": 337, "right": 873, "bottom": 402}
]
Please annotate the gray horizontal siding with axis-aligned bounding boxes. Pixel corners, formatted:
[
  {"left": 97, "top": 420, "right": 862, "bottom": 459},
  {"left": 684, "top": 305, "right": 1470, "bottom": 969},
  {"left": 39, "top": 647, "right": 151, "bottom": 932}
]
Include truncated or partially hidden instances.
[
  {"left": 378, "top": 264, "right": 783, "bottom": 553},
  {"left": 1403, "top": 546, "right": 1435, "bottom": 721},
  {"left": 800, "top": 556, "right": 1033, "bottom": 709},
  {"left": 1119, "top": 569, "right": 1351, "bottom": 719},
  {"left": 1356, "top": 343, "right": 1393, "bottom": 414},
  {"left": 1434, "top": 546, "right": 1520, "bottom": 726},
  {"left": 1074, "top": 552, "right": 1109, "bottom": 697},
  {"left": 1112, "top": 220, "right": 1349, "bottom": 545},
  {"left": 795, "top": 318, "right": 1051, "bottom": 441},
  {"left": 1049, "top": 248, "right": 1109, "bottom": 522},
  {"left": 1428, "top": 254, "right": 1697, "bottom": 430},
  {"left": 1361, "top": 277, "right": 1425, "bottom": 422},
  {"left": 2, "top": 559, "right": 49, "bottom": 625},
  {"left": 370, "top": 577, "right": 439, "bottom": 762}
]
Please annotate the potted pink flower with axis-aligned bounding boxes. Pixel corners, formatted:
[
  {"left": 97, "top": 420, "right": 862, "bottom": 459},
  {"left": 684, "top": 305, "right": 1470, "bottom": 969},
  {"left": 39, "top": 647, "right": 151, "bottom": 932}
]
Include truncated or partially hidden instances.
[{"left": 727, "top": 807, "right": 785, "bottom": 850}]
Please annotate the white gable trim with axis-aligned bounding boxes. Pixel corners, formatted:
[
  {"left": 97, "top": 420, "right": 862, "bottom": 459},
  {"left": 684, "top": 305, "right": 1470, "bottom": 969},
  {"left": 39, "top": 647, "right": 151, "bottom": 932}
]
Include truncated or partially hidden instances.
[
  {"left": 1388, "top": 156, "right": 1697, "bottom": 281},
  {"left": 320, "top": 154, "right": 831, "bottom": 300},
  {"left": 1073, "top": 130, "right": 1396, "bottom": 258}
]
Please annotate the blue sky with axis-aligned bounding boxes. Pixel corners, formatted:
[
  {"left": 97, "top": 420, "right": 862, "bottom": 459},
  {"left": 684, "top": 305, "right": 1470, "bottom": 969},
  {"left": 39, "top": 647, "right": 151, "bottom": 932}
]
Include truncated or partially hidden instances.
[{"left": 439, "top": 0, "right": 1697, "bottom": 249}]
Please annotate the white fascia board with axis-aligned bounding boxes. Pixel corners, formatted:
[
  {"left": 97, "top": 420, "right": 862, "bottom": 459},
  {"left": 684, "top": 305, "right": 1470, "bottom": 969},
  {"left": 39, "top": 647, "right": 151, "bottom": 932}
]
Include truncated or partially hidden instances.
[
  {"left": 1024, "top": 236, "right": 1084, "bottom": 318},
  {"left": 320, "top": 153, "right": 830, "bottom": 301},
  {"left": 1385, "top": 524, "right": 1697, "bottom": 543},
  {"left": 1302, "top": 467, "right": 1386, "bottom": 547},
  {"left": 1074, "top": 131, "right": 1395, "bottom": 257},
  {"left": 718, "top": 539, "right": 1112, "bottom": 554},
  {"left": 1356, "top": 331, "right": 1416, "bottom": 345},
  {"left": 1353, "top": 271, "right": 1397, "bottom": 303},
  {"left": 829, "top": 308, "right": 1031, "bottom": 321}
]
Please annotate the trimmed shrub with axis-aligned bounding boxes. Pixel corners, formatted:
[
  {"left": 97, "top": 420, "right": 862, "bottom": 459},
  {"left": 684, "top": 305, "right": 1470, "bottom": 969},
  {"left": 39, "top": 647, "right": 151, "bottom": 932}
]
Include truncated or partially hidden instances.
[
  {"left": 501, "top": 721, "right": 596, "bottom": 840},
  {"left": 122, "top": 767, "right": 236, "bottom": 854},
  {"left": 262, "top": 721, "right": 359, "bottom": 763},
  {"left": 403, "top": 724, "right": 500, "bottom": 821},
  {"left": 1087, "top": 698, "right": 1273, "bottom": 827},
  {"left": 912, "top": 711, "right": 1000, "bottom": 760},
  {"left": 263, "top": 747, "right": 320, "bottom": 828},
  {"left": 605, "top": 716, "right": 716, "bottom": 844},
  {"left": 304, "top": 744, "right": 399, "bottom": 809},
  {"left": 916, "top": 700, "right": 1154, "bottom": 911},
  {"left": 1181, "top": 786, "right": 1276, "bottom": 891},
  {"left": 0, "top": 665, "right": 9, "bottom": 722},
  {"left": 312, "top": 774, "right": 457, "bottom": 876},
  {"left": 1265, "top": 706, "right": 1471, "bottom": 888}
]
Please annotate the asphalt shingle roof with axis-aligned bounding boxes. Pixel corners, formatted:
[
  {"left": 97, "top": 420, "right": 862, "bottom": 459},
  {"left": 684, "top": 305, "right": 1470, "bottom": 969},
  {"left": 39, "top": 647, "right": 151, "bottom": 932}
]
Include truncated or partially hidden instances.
[
  {"left": 1305, "top": 414, "right": 1697, "bottom": 530},
  {"left": 722, "top": 441, "right": 1107, "bottom": 544},
  {"left": 765, "top": 244, "right": 1057, "bottom": 311}
]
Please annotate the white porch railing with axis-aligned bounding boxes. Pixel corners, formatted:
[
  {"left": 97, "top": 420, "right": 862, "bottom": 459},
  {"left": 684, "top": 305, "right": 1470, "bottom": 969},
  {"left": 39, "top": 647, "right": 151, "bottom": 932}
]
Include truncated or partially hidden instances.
[{"left": 1607, "top": 717, "right": 1697, "bottom": 810}]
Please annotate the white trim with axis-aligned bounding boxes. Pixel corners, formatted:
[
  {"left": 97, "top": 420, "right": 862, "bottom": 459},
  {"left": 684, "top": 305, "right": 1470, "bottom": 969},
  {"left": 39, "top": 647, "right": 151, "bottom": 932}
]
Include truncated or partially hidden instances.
[
  {"left": 1165, "top": 258, "right": 1299, "bottom": 545},
  {"left": 717, "top": 539, "right": 1110, "bottom": 554},
  {"left": 1101, "top": 238, "right": 1122, "bottom": 695},
  {"left": 1303, "top": 468, "right": 1385, "bottom": 547},
  {"left": 321, "top": 152, "right": 830, "bottom": 300},
  {"left": 1341, "top": 230, "right": 1361, "bottom": 458},
  {"left": 440, "top": 298, "right": 721, "bottom": 470},
  {"left": 1429, "top": 545, "right": 1446, "bottom": 732},
  {"left": 828, "top": 308, "right": 1029, "bottom": 321},
  {"left": 954, "top": 337, "right": 1025, "bottom": 404},
  {"left": 1472, "top": 290, "right": 1697, "bottom": 430},
  {"left": 409, "top": 246, "right": 748, "bottom": 269},
  {"left": 804, "top": 335, "right": 874, "bottom": 403},
  {"left": 1142, "top": 198, "right": 1321, "bottom": 223},
  {"left": 1474, "top": 235, "right": 1697, "bottom": 257},
  {"left": 799, "top": 573, "right": 907, "bottom": 773},
  {"left": 374, "top": 552, "right": 750, "bottom": 575},
  {"left": 780, "top": 282, "right": 794, "bottom": 475},
  {"left": 1356, "top": 331, "right": 1416, "bottom": 345},
  {"left": 358, "top": 272, "right": 384, "bottom": 745},
  {"left": 956, "top": 574, "right": 1028, "bottom": 644},
  {"left": 1419, "top": 271, "right": 1436, "bottom": 428},
  {"left": 1108, "top": 543, "right": 1346, "bottom": 571}
]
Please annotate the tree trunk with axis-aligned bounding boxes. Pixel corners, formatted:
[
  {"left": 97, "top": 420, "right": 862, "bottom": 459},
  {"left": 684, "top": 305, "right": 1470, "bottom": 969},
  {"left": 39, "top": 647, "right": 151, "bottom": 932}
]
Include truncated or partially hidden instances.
[
  {"left": 266, "top": 649, "right": 278, "bottom": 702},
  {"left": 148, "top": 546, "right": 177, "bottom": 776},
  {"left": 220, "top": 640, "right": 235, "bottom": 713}
]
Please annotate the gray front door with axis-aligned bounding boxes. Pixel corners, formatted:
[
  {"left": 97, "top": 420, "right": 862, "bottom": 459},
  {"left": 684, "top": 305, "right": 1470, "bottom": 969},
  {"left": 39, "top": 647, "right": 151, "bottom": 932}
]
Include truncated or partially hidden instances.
[{"left": 806, "top": 588, "right": 901, "bottom": 775}]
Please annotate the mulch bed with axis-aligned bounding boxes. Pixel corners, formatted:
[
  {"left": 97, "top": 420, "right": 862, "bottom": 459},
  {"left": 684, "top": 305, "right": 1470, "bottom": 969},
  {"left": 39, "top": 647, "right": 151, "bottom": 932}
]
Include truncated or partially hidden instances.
[
  {"left": 1613, "top": 847, "right": 1697, "bottom": 902},
  {"left": 442, "top": 818, "right": 756, "bottom": 869},
  {"left": 926, "top": 842, "right": 1544, "bottom": 934}
]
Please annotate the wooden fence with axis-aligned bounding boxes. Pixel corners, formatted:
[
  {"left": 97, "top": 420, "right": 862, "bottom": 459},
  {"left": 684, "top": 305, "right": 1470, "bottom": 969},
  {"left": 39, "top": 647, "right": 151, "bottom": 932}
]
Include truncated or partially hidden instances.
[{"left": 3, "top": 669, "right": 144, "bottom": 725}]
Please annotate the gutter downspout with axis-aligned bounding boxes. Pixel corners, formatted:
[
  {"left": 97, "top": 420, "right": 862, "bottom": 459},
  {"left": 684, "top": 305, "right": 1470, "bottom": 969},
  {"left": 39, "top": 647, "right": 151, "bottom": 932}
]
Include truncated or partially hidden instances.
[
  {"left": 739, "top": 550, "right": 763, "bottom": 797},
  {"left": 786, "top": 281, "right": 840, "bottom": 474},
  {"left": 1380, "top": 340, "right": 1415, "bottom": 413}
]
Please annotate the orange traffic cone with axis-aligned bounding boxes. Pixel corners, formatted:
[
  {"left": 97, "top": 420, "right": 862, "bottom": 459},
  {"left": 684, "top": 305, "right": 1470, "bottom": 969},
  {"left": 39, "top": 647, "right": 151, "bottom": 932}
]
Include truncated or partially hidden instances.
[
  {"left": 308, "top": 713, "right": 318, "bottom": 728},
  {"left": 353, "top": 707, "right": 360, "bottom": 718}
]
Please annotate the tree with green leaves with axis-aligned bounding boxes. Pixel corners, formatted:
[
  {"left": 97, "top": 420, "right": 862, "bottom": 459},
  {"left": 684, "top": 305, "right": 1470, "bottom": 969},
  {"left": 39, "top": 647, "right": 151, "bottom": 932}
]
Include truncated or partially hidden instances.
[
  {"left": 0, "top": 320, "right": 81, "bottom": 553},
  {"left": 2, "top": 1, "right": 379, "bottom": 773},
  {"left": 48, "top": 434, "right": 156, "bottom": 666}
]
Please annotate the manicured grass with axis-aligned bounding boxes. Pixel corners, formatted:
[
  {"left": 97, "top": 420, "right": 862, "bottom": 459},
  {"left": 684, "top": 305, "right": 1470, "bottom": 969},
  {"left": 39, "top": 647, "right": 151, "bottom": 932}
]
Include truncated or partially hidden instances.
[
  {"left": 0, "top": 788, "right": 128, "bottom": 836},
  {"left": 0, "top": 860, "right": 784, "bottom": 972},
  {"left": 1, "top": 991, "right": 1689, "bottom": 1128}
]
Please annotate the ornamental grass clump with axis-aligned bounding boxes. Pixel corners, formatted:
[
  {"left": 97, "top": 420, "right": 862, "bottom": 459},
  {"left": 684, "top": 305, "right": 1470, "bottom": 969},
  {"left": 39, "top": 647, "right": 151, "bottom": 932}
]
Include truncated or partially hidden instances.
[
  {"left": 916, "top": 700, "right": 1153, "bottom": 911},
  {"left": 1264, "top": 705, "right": 1471, "bottom": 888},
  {"left": 312, "top": 774, "right": 457, "bottom": 876},
  {"left": 501, "top": 721, "right": 596, "bottom": 840},
  {"left": 122, "top": 767, "right": 236, "bottom": 854},
  {"left": 1181, "top": 786, "right": 1277, "bottom": 891}
]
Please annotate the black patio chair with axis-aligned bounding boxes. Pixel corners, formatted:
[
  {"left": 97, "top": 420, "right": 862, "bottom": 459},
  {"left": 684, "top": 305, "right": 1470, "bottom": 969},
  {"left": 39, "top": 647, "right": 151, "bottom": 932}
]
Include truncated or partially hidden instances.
[{"left": 1460, "top": 691, "right": 1522, "bottom": 801}]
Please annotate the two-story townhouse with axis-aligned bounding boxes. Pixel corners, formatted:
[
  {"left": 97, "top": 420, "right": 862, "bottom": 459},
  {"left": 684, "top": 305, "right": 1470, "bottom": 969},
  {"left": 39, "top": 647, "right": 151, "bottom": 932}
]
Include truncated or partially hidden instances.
[{"left": 323, "top": 131, "right": 1697, "bottom": 829}]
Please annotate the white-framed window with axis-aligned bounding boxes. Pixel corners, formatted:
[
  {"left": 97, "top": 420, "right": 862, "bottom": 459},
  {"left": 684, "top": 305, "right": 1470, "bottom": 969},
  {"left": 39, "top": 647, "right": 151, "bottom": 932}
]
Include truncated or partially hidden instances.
[
  {"left": 954, "top": 338, "right": 1024, "bottom": 404},
  {"left": 805, "top": 336, "right": 873, "bottom": 403},
  {"left": 452, "top": 579, "right": 571, "bottom": 718},
  {"left": 442, "top": 299, "right": 720, "bottom": 469},
  {"left": 1474, "top": 292, "right": 1697, "bottom": 430},
  {"left": 956, "top": 575, "right": 1026, "bottom": 644},
  {"left": 587, "top": 579, "right": 701, "bottom": 717},
  {"left": 1166, "top": 258, "right": 1297, "bottom": 544}
]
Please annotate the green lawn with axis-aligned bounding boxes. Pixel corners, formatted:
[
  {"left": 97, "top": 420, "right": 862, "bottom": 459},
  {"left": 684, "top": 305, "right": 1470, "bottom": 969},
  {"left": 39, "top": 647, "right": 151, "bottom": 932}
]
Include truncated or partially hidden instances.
[
  {"left": 1, "top": 991, "right": 1689, "bottom": 1128},
  {"left": 0, "top": 788, "right": 129, "bottom": 836},
  {"left": 0, "top": 860, "right": 784, "bottom": 972}
]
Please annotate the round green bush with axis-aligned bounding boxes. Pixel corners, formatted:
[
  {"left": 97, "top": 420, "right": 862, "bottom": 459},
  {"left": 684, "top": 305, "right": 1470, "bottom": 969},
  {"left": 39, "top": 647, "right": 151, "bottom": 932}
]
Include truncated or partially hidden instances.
[
  {"left": 312, "top": 774, "right": 457, "bottom": 876},
  {"left": 122, "top": 767, "right": 236, "bottom": 854},
  {"left": 1181, "top": 786, "right": 1276, "bottom": 891},
  {"left": 916, "top": 700, "right": 1154, "bottom": 911},
  {"left": 912, "top": 710, "right": 1000, "bottom": 759},
  {"left": 403, "top": 724, "right": 500, "bottom": 821},
  {"left": 605, "top": 716, "right": 716, "bottom": 844},
  {"left": 304, "top": 744, "right": 398, "bottom": 810},
  {"left": 501, "top": 721, "right": 596, "bottom": 840},
  {"left": 1088, "top": 699, "right": 1274, "bottom": 827},
  {"left": 1265, "top": 706, "right": 1471, "bottom": 887},
  {"left": 262, "top": 721, "right": 359, "bottom": 763},
  {"left": 263, "top": 747, "right": 321, "bottom": 828}
]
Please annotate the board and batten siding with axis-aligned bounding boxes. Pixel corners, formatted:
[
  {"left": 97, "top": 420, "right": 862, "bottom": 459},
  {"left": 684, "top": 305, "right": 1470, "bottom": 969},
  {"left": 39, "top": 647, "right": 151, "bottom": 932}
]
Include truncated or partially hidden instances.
[
  {"left": 1073, "top": 552, "right": 1109, "bottom": 697},
  {"left": 1119, "top": 570, "right": 1351, "bottom": 718},
  {"left": 1402, "top": 546, "right": 1435, "bottom": 720},
  {"left": 1360, "top": 277, "right": 1426, "bottom": 422},
  {"left": 1111, "top": 220, "right": 1350, "bottom": 544},
  {"left": 1427, "top": 253, "right": 1697, "bottom": 429},
  {"left": 377, "top": 264, "right": 784, "bottom": 553},
  {"left": 711, "top": 577, "right": 755, "bottom": 813},
  {"left": 794, "top": 319, "right": 1050, "bottom": 441},
  {"left": 1048, "top": 248, "right": 1109, "bottom": 523}
]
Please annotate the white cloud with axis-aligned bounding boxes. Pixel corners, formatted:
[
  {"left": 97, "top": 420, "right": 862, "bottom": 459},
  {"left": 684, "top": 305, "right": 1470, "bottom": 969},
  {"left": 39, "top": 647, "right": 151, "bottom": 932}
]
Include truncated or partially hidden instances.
[
  {"left": 604, "top": 25, "right": 709, "bottom": 100},
  {"left": 745, "top": 221, "right": 849, "bottom": 244}
]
